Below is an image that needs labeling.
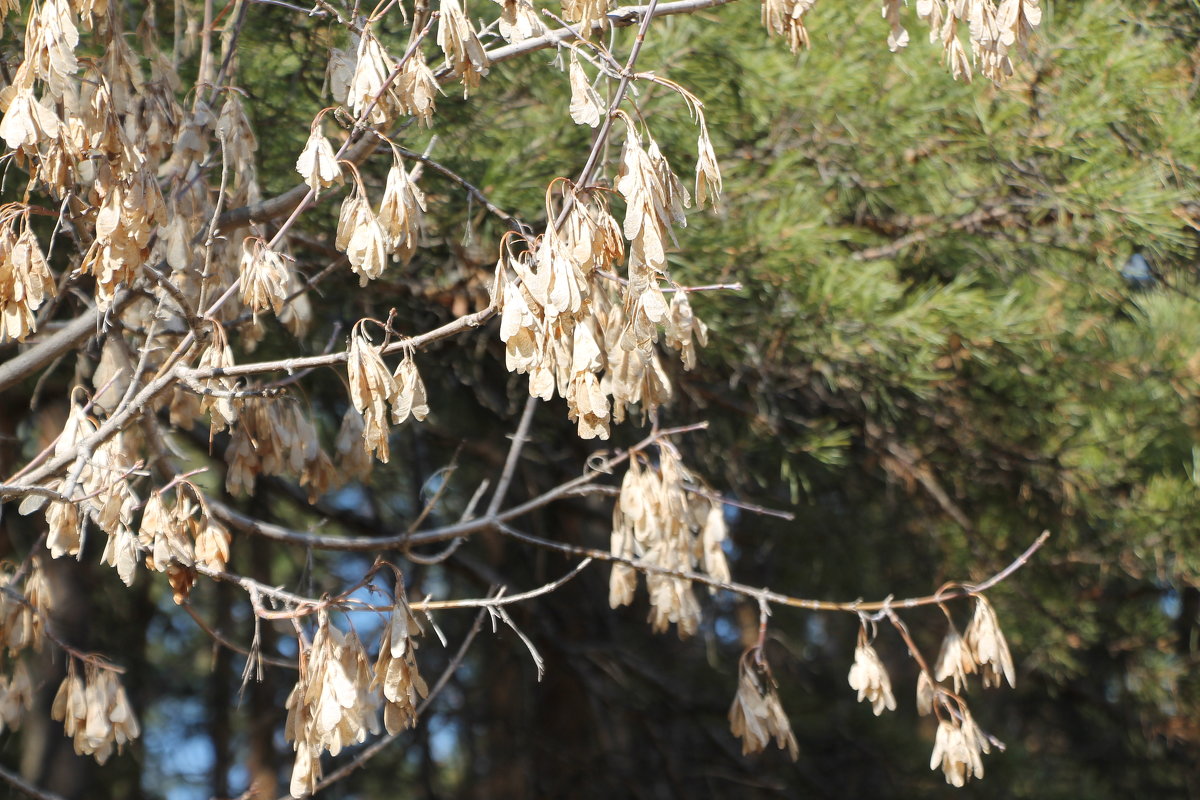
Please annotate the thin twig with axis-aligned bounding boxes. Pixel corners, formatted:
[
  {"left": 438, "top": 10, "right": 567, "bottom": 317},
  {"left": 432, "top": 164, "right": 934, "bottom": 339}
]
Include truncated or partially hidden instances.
[
  {"left": 415, "top": 558, "right": 592, "bottom": 610},
  {"left": 199, "top": 131, "right": 232, "bottom": 312},
  {"left": 392, "top": 144, "right": 526, "bottom": 233},
  {"left": 182, "top": 602, "right": 296, "bottom": 669},
  {"left": 493, "top": 524, "right": 1052, "bottom": 614},
  {"left": 485, "top": 396, "right": 538, "bottom": 517},
  {"left": 207, "top": 422, "right": 708, "bottom": 551},
  {"left": 0, "top": 763, "right": 69, "bottom": 800}
]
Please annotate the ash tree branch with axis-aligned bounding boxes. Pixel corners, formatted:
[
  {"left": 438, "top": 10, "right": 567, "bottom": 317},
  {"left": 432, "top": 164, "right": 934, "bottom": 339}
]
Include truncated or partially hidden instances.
[
  {"left": 0, "top": 763, "right": 69, "bottom": 800},
  {"left": 17, "top": 293, "right": 498, "bottom": 487},
  {"left": 0, "top": 290, "right": 136, "bottom": 395},
  {"left": 216, "top": 0, "right": 742, "bottom": 234},
  {"left": 6, "top": 0, "right": 747, "bottom": 484},
  {"left": 207, "top": 422, "right": 708, "bottom": 551},
  {"left": 493, "top": 523, "right": 1051, "bottom": 613}
]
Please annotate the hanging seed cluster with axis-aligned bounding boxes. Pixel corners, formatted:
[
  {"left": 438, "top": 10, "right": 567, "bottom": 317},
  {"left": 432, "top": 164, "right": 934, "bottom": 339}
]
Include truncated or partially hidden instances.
[
  {"left": 285, "top": 587, "right": 428, "bottom": 796},
  {"left": 760, "top": 0, "right": 1041, "bottom": 82}
]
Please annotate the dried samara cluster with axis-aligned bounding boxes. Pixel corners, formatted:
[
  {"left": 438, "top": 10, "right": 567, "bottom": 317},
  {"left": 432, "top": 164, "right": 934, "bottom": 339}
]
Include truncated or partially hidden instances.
[
  {"left": 760, "top": 0, "right": 1042, "bottom": 82},
  {"left": 729, "top": 651, "right": 800, "bottom": 761},
  {"left": 51, "top": 660, "right": 140, "bottom": 765},
  {"left": 0, "top": 560, "right": 51, "bottom": 738},
  {"left": 608, "top": 445, "right": 729, "bottom": 636},
  {"left": 726, "top": 595, "right": 1017, "bottom": 787},
  {"left": 286, "top": 591, "right": 427, "bottom": 797},
  {"left": 496, "top": 106, "right": 715, "bottom": 440},
  {"left": 837, "top": 597, "right": 1016, "bottom": 786}
]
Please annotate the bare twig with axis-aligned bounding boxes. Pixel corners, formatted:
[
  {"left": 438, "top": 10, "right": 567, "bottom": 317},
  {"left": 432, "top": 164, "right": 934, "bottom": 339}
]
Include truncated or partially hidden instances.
[
  {"left": 493, "top": 524, "right": 1052, "bottom": 614},
  {"left": 182, "top": 602, "right": 296, "bottom": 669},
  {"left": 392, "top": 144, "right": 527, "bottom": 233},
  {"left": 0, "top": 483, "right": 71, "bottom": 502},
  {"left": 199, "top": 131, "right": 232, "bottom": 312},
  {"left": 207, "top": 422, "right": 708, "bottom": 551},
  {"left": 485, "top": 395, "right": 538, "bottom": 517},
  {"left": 479, "top": 0, "right": 741, "bottom": 74},
  {"left": 415, "top": 558, "right": 592, "bottom": 610},
  {"left": 0, "top": 763, "right": 69, "bottom": 800}
]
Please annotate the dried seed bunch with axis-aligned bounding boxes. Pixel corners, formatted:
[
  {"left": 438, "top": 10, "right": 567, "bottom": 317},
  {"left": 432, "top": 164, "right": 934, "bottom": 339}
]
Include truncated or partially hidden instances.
[
  {"left": 561, "top": 0, "right": 612, "bottom": 36},
  {"left": 756, "top": 0, "right": 1042, "bottom": 81},
  {"left": 437, "top": 0, "right": 489, "bottom": 95},
  {"left": 0, "top": 660, "right": 34, "bottom": 734},
  {"left": 27, "top": 400, "right": 99, "bottom": 559},
  {"left": 391, "top": 351, "right": 430, "bottom": 425},
  {"left": 337, "top": 166, "right": 389, "bottom": 286},
  {"left": 614, "top": 117, "right": 699, "bottom": 367},
  {"left": 728, "top": 650, "right": 799, "bottom": 760},
  {"left": 334, "top": 407, "right": 374, "bottom": 483},
  {"left": 965, "top": 595, "right": 1015, "bottom": 688},
  {"left": 295, "top": 111, "right": 341, "bottom": 197},
  {"left": 195, "top": 320, "right": 239, "bottom": 435},
  {"left": 347, "top": 31, "right": 401, "bottom": 124},
  {"left": 50, "top": 661, "right": 140, "bottom": 765},
  {"left": 563, "top": 316, "right": 610, "bottom": 439},
  {"left": 378, "top": 148, "right": 426, "bottom": 265},
  {"left": 44, "top": 498, "right": 81, "bottom": 560},
  {"left": 911, "top": 595, "right": 1014, "bottom": 783},
  {"left": 526, "top": 185, "right": 593, "bottom": 322},
  {"left": 395, "top": 48, "right": 440, "bottom": 125},
  {"left": 137, "top": 488, "right": 196, "bottom": 599},
  {"left": 91, "top": 337, "right": 132, "bottom": 415},
  {"left": 136, "top": 482, "right": 230, "bottom": 601},
  {"left": 600, "top": 294, "right": 674, "bottom": 426},
  {"left": 75, "top": 73, "right": 140, "bottom": 180},
  {"left": 686, "top": 107, "right": 723, "bottom": 210},
  {"left": 216, "top": 91, "right": 261, "bottom": 204},
  {"left": 933, "top": 613, "right": 975, "bottom": 694},
  {"left": 239, "top": 237, "right": 291, "bottom": 317},
  {"left": 0, "top": 559, "right": 52, "bottom": 654},
  {"left": 25, "top": 398, "right": 138, "bottom": 561},
  {"left": 494, "top": 0, "right": 545, "bottom": 43},
  {"left": 371, "top": 577, "right": 428, "bottom": 734},
  {"left": 608, "top": 445, "right": 729, "bottom": 636},
  {"left": 0, "top": 207, "right": 54, "bottom": 343},
  {"left": 286, "top": 614, "right": 382, "bottom": 797},
  {"left": 496, "top": 244, "right": 542, "bottom": 378},
  {"left": 925, "top": 0, "right": 1043, "bottom": 82},
  {"left": 615, "top": 115, "right": 678, "bottom": 283},
  {"left": 225, "top": 397, "right": 335, "bottom": 501},
  {"left": 82, "top": 430, "right": 142, "bottom": 583},
  {"left": 760, "top": 0, "right": 815, "bottom": 54},
  {"left": 2, "top": 0, "right": 80, "bottom": 140},
  {"left": 847, "top": 626, "right": 896, "bottom": 716},
  {"left": 930, "top": 703, "right": 993, "bottom": 786},
  {"left": 567, "top": 52, "right": 604, "bottom": 128},
  {"left": 663, "top": 291, "right": 708, "bottom": 371},
  {"left": 132, "top": 53, "right": 185, "bottom": 168},
  {"left": 80, "top": 166, "right": 169, "bottom": 308},
  {"left": 347, "top": 323, "right": 400, "bottom": 462},
  {"left": 497, "top": 178, "right": 693, "bottom": 436}
]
